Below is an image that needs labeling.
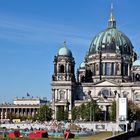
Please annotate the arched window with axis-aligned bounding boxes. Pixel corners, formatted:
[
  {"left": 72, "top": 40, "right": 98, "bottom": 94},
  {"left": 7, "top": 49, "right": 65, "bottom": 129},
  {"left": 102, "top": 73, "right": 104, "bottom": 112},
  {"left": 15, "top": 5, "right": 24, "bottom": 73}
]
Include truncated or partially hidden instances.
[
  {"left": 98, "top": 89, "right": 113, "bottom": 98},
  {"left": 136, "top": 73, "right": 140, "bottom": 81},
  {"left": 102, "top": 89, "right": 110, "bottom": 97},
  {"left": 59, "top": 65, "right": 64, "bottom": 73}
]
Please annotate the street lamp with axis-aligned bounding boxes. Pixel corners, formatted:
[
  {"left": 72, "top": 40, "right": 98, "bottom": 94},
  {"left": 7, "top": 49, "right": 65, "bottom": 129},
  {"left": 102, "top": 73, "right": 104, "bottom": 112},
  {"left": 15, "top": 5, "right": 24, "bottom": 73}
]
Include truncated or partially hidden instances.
[
  {"left": 88, "top": 91, "right": 92, "bottom": 122},
  {"left": 88, "top": 90, "right": 95, "bottom": 122}
]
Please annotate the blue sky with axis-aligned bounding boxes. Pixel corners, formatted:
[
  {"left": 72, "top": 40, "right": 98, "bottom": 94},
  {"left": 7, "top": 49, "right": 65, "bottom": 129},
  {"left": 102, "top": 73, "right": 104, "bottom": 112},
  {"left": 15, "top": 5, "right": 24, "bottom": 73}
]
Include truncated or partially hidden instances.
[{"left": 0, "top": 0, "right": 140, "bottom": 103}]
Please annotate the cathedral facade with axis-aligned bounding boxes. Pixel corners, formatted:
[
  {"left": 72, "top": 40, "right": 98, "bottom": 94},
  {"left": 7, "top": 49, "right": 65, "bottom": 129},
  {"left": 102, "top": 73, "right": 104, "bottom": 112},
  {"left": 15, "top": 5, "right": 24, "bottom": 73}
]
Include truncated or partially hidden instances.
[{"left": 51, "top": 9, "right": 140, "bottom": 120}]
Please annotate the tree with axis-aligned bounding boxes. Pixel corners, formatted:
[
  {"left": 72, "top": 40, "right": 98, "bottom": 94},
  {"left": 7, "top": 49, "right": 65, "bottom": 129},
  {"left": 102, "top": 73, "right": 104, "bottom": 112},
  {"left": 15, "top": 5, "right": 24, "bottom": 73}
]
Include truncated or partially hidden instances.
[
  {"left": 109, "top": 100, "right": 140, "bottom": 122},
  {"left": 80, "top": 103, "right": 88, "bottom": 120},
  {"left": 56, "top": 106, "right": 67, "bottom": 121},
  {"left": 71, "top": 106, "right": 80, "bottom": 120},
  {"left": 56, "top": 106, "right": 62, "bottom": 121},
  {"left": 71, "top": 99, "right": 101, "bottom": 121},
  {"left": 87, "top": 98, "right": 102, "bottom": 121},
  {"left": 110, "top": 100, "right": 116, "bottom": 121},
  {"left": 35, "top": 105, "right": 52, "bottom": 121},
  {"left": 128, "top": 100, "right": 140, "bottom": 122},
  {"left": 64, "top": 110, "right": 69, "bottom": 121}
]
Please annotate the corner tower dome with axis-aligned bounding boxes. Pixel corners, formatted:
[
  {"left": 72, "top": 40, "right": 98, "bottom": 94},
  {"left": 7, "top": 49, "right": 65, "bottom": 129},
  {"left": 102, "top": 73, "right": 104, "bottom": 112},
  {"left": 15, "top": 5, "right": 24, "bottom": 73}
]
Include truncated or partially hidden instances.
[
  {"left": 133, "top": 60, "right": 140, "bottom": 67},
  {"left": 58, "top": 41, "right": 72, "bottom": 57},
  {"left": 88, "top": 5, "right": 133, "bottom": 56}
]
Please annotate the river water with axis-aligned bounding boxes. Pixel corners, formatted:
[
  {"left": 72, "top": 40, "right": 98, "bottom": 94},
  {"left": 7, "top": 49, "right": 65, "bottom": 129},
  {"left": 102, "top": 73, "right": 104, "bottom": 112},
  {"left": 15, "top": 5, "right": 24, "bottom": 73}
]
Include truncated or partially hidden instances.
[{"left": 128, "top": 136, "right": 140, "bottom": 140}]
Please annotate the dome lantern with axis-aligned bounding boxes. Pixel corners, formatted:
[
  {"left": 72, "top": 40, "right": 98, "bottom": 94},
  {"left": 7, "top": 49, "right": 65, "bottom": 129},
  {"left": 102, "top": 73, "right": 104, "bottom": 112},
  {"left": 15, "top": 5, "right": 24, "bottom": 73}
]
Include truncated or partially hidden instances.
[{"left": 108, "top": 3, "right": 116, "bottom": 28}]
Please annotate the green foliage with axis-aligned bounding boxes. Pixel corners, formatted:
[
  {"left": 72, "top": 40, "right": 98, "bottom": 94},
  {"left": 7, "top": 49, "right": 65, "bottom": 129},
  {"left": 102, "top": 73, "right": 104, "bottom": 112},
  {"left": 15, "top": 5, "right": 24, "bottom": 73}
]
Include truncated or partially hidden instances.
[
  {"left": 7, "top": 112, "right": 28, "bottom": 121},
  {"left": 71, "top": 106, "right": 80, "bottom": 120},
  {"left": 109, "top": 100, "right": 140, "bottom": 122},
  {"left": 56, "top": 106, "right": 68, "bottom": 121},
  {"left": 56, "top": 106, "right": 64, "bottom": 121},
  {"left": 89, "top": 99, "right": 102, "bottom": 121},
  {"left": 64, "top": 110, "right": 68, "bottom": 121},
  {"left": 110, "top": 100, "right": 116, "bottom": 121},
  {"left": 80, "top": 103, "right": 88, "bottom": 120},
  {"left": 71, "top": 99, "right": 101, "bottom": 121},
  {"left": 35, "top": 105, "right": 52, "bottom": 122},
  {"left": 128, "top": 100, "right": 140, "bottom": 122}
]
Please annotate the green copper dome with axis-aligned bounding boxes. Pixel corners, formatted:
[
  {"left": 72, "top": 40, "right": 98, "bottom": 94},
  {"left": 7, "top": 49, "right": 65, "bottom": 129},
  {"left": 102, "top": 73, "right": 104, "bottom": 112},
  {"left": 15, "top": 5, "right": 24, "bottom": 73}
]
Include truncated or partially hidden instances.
[
  {"left": 80, "top": 62, "right": 85, "bottom": 68},
  {"left": 88, "top": 28, "right": 133, "bottom": 55},
  {"left": 58, "top": 42, "right": 72, "bottom": 57},
  {"left": 133, "top": 60, "right": 140, "bottom": 66},
  {"left": 88, "top": 7, "right": 133, "bottom": 55}
]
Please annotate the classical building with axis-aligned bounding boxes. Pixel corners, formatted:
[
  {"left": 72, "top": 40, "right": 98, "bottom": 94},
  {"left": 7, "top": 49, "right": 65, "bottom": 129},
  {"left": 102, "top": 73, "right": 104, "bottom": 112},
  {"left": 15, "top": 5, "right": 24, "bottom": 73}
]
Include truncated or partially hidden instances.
[
  {"left": 52, "top": 8, "right": 140, "bottom": 120},
  {"left": 0, "top": 97, "right": 49, "bottom": 120}
]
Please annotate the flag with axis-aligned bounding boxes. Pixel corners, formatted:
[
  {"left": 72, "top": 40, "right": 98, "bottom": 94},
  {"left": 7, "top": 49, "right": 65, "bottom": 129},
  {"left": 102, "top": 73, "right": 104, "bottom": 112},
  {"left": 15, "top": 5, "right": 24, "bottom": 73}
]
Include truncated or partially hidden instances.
[{"left": 27, "top": 92, "right": 30, "bottom": 97}]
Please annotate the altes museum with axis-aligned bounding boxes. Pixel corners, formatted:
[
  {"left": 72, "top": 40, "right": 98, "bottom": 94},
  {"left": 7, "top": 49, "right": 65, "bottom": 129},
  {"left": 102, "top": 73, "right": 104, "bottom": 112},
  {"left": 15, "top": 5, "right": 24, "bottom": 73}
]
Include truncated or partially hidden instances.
[{"left": 51, "top": 8, "right": 140, "bottom": 120}]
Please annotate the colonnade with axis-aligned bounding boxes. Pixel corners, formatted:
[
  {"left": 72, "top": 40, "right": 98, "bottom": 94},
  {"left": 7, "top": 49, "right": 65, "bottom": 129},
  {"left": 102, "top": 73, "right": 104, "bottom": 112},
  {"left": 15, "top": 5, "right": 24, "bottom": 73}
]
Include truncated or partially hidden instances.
[{"left": 0, "top": 105, "right": 39, "bottom": 119}]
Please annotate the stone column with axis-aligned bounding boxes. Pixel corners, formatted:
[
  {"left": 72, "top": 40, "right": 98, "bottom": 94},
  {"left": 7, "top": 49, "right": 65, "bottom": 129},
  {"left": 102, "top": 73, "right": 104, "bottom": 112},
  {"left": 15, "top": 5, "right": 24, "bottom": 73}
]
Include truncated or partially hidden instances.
[
  {"left": 117, "top": 63, "right": 121, "bottom": 75},
  {"left": 57, "top": 63, "right": 59, "bottom": 73},
  {"left": 128, "top": 64, "right": 130, "bottom": 76},
  {"left": 25, "top": 108, "right": 27, "bottom": 117},
  {"left": 54, "top": 106, "right": 57, "bottom": 120},
  {"left": 21, "top": 108, "right": 23, "bottom": 116},
  {"left": 64, "top": 63, "right": 67, "bottom": 73},
  {"left": 13, "top": 108, "right": 15, "bottom": 114},
  {"left": 9, "top": 108, "right": 11, "bottom": 113},
  {"left": 4, "top": 109, "right": 7, "bottom": 119},
  {"left": 66, "top": 63, "right": 69, "bottom": 73},
  {"left": 31, "top": 108, "right": 34, "bottom": 117},
  {"left": 96, "top": 63, "right": 99, "bottom": 75},
  {"left": 52, "top": 89, "right": 55, "bottom": 105},
  {"left": 1, "top": 109, "right": 3, "bottom": 120},
  {"left": 131, "top": 89, "right": 135, "bottom": 102},
  {"left": 28, "top": 108, "right": 31, "bottom": 117},
  {"left": 17, "top": 108, "right": 20, "bottom": 117},
  {"left": 114, "top": 63, "right": 116, "bottom": 75}
]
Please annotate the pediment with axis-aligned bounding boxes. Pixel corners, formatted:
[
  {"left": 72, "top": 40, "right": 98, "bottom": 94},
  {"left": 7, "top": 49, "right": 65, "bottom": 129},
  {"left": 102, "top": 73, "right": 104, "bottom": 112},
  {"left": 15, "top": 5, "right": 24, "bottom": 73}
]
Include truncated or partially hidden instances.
[{"left": 94, "top": 80, "right": 119, "bottom": 86}]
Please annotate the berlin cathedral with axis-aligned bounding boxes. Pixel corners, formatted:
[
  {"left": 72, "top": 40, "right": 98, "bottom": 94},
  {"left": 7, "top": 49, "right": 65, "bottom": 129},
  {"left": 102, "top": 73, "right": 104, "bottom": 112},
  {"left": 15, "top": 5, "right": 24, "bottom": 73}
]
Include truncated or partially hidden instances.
[{"left": 51, "top": 7, "right": 140, "bottom": 120}]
